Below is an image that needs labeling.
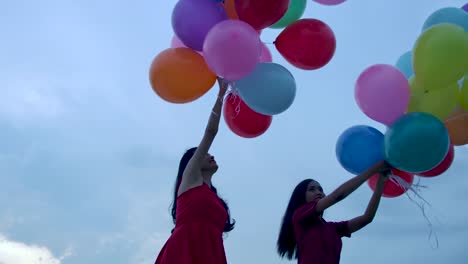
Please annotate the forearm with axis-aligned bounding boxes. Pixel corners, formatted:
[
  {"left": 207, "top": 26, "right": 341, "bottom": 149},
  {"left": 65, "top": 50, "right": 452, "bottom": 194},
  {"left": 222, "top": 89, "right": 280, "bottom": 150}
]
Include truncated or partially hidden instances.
[
  {"left": 205, "top": 87, "right": 227, "bottom": 135},
  {"left": 363, "top": 178, "right": 385, "bottom": 221}
]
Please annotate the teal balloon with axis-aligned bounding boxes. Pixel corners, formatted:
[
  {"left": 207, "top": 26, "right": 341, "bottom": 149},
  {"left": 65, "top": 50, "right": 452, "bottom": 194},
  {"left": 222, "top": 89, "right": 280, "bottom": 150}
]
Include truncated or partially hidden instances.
[
  {"left": 395, "top": 51, "right": 413, "bottom": 79},
  {"left": 384, "top": 112, "right": 450, "bottom": 173},
  {"left": 422, "top": 7, "right": 468, "bottom": 31},
  {"left": 270, "top": 0, "right": 307, "bottom": 29},
  {"left": 236, "top": 63, "right": 296, "bottom": 115}
]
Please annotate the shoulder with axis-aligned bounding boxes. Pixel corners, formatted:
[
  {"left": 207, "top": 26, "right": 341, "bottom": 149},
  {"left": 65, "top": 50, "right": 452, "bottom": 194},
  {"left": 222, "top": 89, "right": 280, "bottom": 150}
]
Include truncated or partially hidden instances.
[{"left": 292, "top": 201, "right": 318, "bottom": 223}]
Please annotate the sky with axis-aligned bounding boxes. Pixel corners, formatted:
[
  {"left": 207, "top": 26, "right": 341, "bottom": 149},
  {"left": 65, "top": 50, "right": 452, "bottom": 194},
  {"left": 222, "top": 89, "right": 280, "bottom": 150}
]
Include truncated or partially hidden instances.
[{"left": 0, "top": 0, "right": 467, "bottom": 263}]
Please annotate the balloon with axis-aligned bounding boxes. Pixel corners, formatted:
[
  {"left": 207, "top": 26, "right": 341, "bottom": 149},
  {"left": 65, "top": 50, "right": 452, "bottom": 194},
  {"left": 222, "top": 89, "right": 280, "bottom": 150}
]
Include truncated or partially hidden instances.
[
  {"left": 355, "top": 64, "right": 411, "bottom": 126},
  {"left": 422, "top": 7, "right": 468, "bottom": 31},
  {"left": 260, "top": 43, "right": 273, "bottom": 62},
  {"left": 406, "top": 77, "right": 459, "bottom": 120},
  {"left": 461, "top": 77, "right": 468, "bottom": 111},
  {"left": 172, "top": 0, "right": 227, "bottom": 51},
  {"left": 395, "top": 51, "right": 413, "bottom": 79},
  {"left": 270, "top": 0, "right": 307, "bottom": 29},
  {"left": 275, "top": 19, "right": 336, "bottom": 70},
  {"left": 223, "top": 93, "right": 272, "bottom": 138},
  {"left": 171, "top": 35, "right": 186, "bottom": 49},
  {"left": 384, "top": 112, "right": 450, "bottom": 173},
  {"left": 236, "top": 63, "right": 296, "bottom": 115},
  {"left": 444, "top": 109, "right": 468, "bottom": 146},
  {"left": 463, "top": 3, "right": 468, "bottom": 12},
  {"left": 235, "top": 0, "right": 290, "bottom": 30},
  {"left": 223, "top": 0, "right": 238, "bottom": 19},
  {"left": 203, "top": 20, "right": 261, "bottom": 81},
  {"left": 149, "top": 48, "right": 216, "bottom": 103},
  {"left": 313, "top": 0, "right": 347, "bottom": 5},
  {"left": 413, "top": 24, "right": 468, "bottom": 91},
  {"left": 368, "top": 169, "right": 414, "bottom": 198},
  {"left": 417, "top": 144, "right": 455, "bottom": 177},
  {"left": 335, "top": 125, "right": 384, "bottom": 175}
]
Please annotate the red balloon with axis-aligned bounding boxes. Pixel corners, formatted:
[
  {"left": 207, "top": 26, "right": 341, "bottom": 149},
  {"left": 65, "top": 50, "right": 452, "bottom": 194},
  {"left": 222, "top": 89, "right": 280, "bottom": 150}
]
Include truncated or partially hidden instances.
[
  {"left": 274, "top": 19, "right": 336, "bottom": 70},
  {"left": 235, "top": 0, "right": 289, "bottom": 30},
  {"left": 223, "top": 93, "right": 272, "bottom": 138},
  {"left": 417, "top": 144, "right": 455, "bottom": 177},
  {"left": 367, "top": 169, "right": 414, "bottom": 198}
]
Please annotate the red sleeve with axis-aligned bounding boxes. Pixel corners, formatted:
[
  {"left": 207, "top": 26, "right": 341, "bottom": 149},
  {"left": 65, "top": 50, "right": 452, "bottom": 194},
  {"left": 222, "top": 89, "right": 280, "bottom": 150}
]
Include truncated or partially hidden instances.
[
  {"left": 292, "top": 201, "right": 320, "bottom": 225},
  {"left": 332, "top": 221, "right": 351, "bottom": 238}
]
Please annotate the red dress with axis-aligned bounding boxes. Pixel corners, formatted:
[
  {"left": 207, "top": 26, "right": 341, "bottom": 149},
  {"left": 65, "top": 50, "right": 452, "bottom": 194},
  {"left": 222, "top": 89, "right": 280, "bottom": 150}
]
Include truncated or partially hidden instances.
[
  {"left": 293, "top": 201, "right": 351, "bottom": 264},
  {"left": 155, "top": 183, "right": 228, "bottom": 264}
]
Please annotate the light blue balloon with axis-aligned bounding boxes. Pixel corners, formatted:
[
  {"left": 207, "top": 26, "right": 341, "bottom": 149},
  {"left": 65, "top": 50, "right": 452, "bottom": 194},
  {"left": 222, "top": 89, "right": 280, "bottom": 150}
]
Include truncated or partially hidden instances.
[
  {"left": 395, "top": 51, "right": 413, "bottom": 79},
  {"left": 336, "top": 125, "right": 384, "bottom": 175},
  {"left": 236, "top": 63, "right": 296, "bottom": 115},
  {"left": 422, "top": 7, "right": 468, "bottom": 32},
  {"left": 384, "top": 112, "right": 450, "bottom": 173}
]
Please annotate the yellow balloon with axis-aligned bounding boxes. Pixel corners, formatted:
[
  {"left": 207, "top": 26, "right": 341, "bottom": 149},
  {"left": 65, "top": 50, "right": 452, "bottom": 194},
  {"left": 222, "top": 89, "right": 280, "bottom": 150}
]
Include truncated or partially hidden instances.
[
  {"left": 461, "top": 76, "right": 468, "bottom": 110},
  {"left": 413, "top": 24, "right": 468, "bottom": 91},
  {"left": 407, "top": 77, "right": 459, "bottom": 120}
]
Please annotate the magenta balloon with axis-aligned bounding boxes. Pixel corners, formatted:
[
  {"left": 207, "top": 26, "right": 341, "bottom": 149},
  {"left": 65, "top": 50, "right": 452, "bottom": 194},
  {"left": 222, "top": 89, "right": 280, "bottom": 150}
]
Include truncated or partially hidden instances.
[
  {"left": 260, "top": 42, "right": 272, "bottom": 62},
  {"left": 313, "top": 0, "right": 347, "bottom": 6},
  {"left": 355, "top": 64, "right": 411, "bottom": 126},
  {"left": 203, "top": 20, "right": 261, "bottom": 81},
  {"left": 170, "top": 35, "right": 186, "bottom": 48},
  {"left": 172, "top": 0, "right": 227, "bottom": 51}
]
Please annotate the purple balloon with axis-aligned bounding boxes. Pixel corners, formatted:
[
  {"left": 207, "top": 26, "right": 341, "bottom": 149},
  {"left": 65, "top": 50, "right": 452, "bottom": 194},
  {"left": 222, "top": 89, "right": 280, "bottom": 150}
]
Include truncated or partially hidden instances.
[
  {"left": 355, "top": 64, "right": 411, "bottom": 126},
  {"left": 463, "top": 3, "right": 468, "bottom": 12},
  {"left": 172, "top": 0, "right": 227, "bottom": 51}
]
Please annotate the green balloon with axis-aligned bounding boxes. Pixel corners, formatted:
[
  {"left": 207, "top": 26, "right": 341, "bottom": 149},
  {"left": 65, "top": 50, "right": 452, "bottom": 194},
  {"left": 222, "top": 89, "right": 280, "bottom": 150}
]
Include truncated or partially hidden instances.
[
  {"left": 413, "top": 24, "right": 468, "bottom": 91},
  {"left": 407, "top": 77, "right": 459, "bottom": 120},
  {"left": 461, "top": 75, "right": 468, "bottom": 111},
  {"left": 270, "top": 0, "right": 307, "bottom": 29}
]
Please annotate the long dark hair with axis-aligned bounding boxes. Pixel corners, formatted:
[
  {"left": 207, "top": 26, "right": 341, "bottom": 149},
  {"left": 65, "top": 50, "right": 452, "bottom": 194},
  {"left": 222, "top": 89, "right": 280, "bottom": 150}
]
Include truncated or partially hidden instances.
[
  {"left": 170, "top": 147, "right": 235, "bottom": 233},
  {"left": 277, "top": 179, "right": 314, "bottom": 260}
]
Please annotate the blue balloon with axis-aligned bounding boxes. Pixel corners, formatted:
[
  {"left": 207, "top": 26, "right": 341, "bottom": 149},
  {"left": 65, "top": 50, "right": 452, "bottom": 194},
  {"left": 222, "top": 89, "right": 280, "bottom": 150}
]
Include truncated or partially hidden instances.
[
  {"left": 236, "top": 63, "right": 296, "bottom": 115},
  {"left": 336, "top": 125, "right": 384, "bottom": 175},
  {"left": 422, "top": 7, "right": 468, "bottom": 32},
  {"left": 384, "top": 112, "right": 450, "bottom": 173},
  {"left": 395, "top": 51, "right": 413, "bottom": 79}
]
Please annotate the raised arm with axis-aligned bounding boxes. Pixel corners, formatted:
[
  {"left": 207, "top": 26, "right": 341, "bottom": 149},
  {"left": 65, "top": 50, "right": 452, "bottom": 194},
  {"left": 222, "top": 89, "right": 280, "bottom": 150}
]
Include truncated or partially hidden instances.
[
  {"left": 178, "top": 78, "right": 229, "bottom": 195},
  {"left": 347, "top": 172, "right": 389, "bottom": 233},
  {"left": 315, "top": 160, "right": 391, "bottom": 214}
]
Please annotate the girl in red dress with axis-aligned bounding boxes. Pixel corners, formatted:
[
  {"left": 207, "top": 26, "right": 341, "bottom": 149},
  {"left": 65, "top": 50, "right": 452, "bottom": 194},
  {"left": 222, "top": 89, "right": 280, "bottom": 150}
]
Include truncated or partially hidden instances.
[
  {"left": 155, "top": 78, "right": 235, "bottom": 264},
  {"left": 277, "top": 161, "right": 392, "bottom": 264}
]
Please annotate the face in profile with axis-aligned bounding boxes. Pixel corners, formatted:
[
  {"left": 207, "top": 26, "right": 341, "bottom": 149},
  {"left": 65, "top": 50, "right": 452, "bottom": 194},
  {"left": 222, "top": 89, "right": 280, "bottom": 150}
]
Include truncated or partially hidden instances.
[
  {"left": 305, "top": 180, "right": 325, "bottom": 203},
  {"left": 201, "top": 153, "right": 218, "bottom": 173}
]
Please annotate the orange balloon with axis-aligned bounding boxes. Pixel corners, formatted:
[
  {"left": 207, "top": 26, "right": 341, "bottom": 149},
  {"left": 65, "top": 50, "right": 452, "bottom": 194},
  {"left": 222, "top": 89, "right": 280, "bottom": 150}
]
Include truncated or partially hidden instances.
[
  {"left": 149, "top": 48, "right": 216, "bottom": 103},
  {"left": 223, "top": 0, "right": 238, "bottom": 19},
  {"left": 444, "top": 108, "right": 468, "bottom": 146}
]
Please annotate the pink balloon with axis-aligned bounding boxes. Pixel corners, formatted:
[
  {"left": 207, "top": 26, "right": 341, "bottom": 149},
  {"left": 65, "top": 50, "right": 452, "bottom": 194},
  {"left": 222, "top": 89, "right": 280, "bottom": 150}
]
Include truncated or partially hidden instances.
[
  {"left": 260, "top": 43, "right": 272, "bottom": 62},
  {"left": 313, "top": 0, "right": 347, "bottom": 5},
  {"left": 203, "top": 20, "right": 261, "bottom": 81},
  {"left": 355, "top": 64, "right": 410, "bottom": 126},
  {"left": 171, "top": 35, "right": 186, "bottom": 48},
  {"left": 417, "top": 144, "right": 455, "bottom": 177}
]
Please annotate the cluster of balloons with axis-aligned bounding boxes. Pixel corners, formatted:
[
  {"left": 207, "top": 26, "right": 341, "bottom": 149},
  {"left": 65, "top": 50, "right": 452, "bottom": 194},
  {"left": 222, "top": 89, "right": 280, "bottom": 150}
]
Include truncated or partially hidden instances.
[
  {"left": 149, "top": 0, "right": 345, "bottom": 138},
  {"left": 336, "top": 5, "right": 467, "bottom": 198}
]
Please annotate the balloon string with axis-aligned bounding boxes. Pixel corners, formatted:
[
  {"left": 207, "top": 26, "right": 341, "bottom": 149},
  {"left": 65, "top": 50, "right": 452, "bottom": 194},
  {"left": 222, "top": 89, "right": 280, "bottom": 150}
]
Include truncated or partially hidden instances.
[
  {"left": 443, "top": 112, "right": 468, "bottom": 123},
  {"left": 389, "top": 174, "right": 440, "bottom": 249},
  {"left": 227, "top": 81, "right": 242, "bottom": 118}
]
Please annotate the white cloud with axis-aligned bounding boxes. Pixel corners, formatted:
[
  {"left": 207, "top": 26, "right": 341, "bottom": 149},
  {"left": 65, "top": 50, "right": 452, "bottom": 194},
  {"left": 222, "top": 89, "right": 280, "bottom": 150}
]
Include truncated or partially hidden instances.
[{"left": 0, "top": 235, "right": 63, "bottom": 264}]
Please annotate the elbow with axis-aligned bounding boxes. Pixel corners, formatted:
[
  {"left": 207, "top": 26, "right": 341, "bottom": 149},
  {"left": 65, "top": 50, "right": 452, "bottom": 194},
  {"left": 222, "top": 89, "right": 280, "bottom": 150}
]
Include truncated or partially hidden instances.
[{"left": 363, "top": 214, "right": 375, "bottom": 225}]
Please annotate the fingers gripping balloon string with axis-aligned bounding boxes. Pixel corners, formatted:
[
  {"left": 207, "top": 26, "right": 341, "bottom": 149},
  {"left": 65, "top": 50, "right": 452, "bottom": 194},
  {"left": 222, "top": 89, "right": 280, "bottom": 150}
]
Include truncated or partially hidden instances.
[
  {"left": 389, "top": 174, "right": 440, "bottom": 249},
  {"left": 443, "top": 112, "right": 468, "bottom": 123}
]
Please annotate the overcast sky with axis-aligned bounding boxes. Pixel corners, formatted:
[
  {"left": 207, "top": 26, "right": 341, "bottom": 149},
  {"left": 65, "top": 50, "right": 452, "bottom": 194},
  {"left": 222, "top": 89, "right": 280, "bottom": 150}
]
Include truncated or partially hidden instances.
[{"left": 1, "top": 0, "right": 467, "bottom": 263}]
